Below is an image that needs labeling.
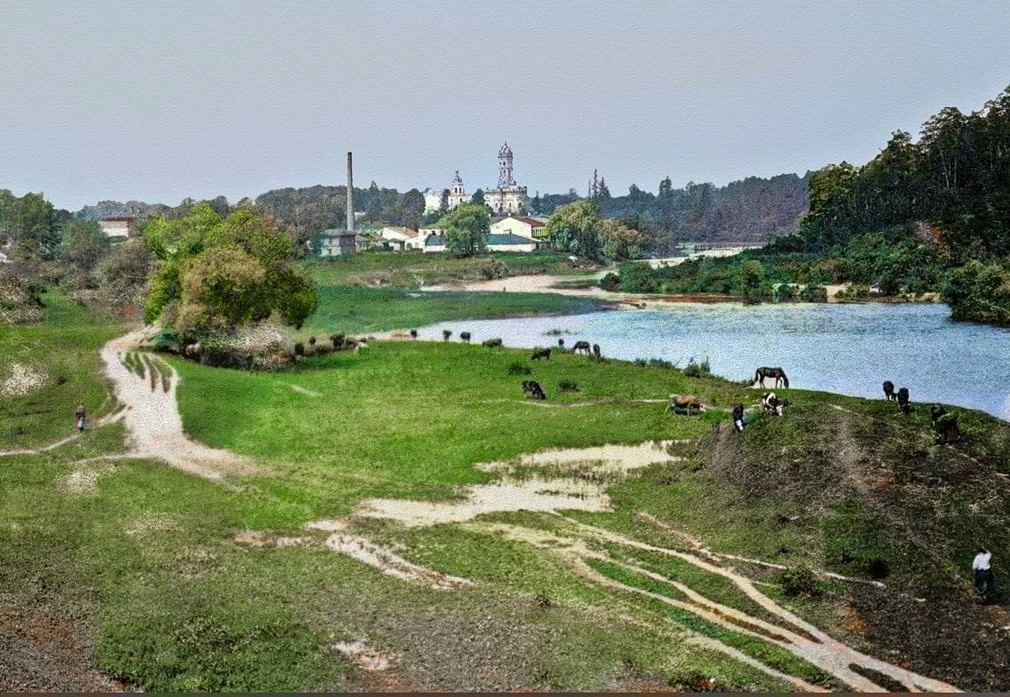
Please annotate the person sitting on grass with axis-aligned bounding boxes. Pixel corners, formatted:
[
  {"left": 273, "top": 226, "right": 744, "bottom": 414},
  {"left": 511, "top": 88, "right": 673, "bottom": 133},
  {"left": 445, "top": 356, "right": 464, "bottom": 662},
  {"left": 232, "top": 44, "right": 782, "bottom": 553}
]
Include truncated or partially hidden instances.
[{"left": 972, "top": 548, "right": 994, "bottom": 601}]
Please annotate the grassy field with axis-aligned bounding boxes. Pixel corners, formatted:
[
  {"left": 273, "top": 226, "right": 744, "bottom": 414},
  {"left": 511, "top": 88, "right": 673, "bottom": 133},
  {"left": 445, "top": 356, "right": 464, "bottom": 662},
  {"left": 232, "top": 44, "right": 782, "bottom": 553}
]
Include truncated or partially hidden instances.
[
  {"left": 301, "top": 285, "right": 609, "bottom": 335},
  {"left": 6, "top": 296, "right": 1010, "bottom": 691},
  {"left": 0, "top": 293, "right": 124, "bottom": 449},
  {"left": 303, "top": 249, "right": 600, "bottom": 288}
]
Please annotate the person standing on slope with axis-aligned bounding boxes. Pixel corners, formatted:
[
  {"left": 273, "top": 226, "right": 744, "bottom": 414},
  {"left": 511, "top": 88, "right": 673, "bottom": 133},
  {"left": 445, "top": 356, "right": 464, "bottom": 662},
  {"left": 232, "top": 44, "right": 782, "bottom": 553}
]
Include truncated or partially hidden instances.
[
  {"left": 972, "top": 548, "right": 994, "bottom": 600},
  {"left": 74, "top": 404, "right": 86, "bottom": 433},
  {"left": 732, "top": 404, "right": 746, "bottom": 432}
]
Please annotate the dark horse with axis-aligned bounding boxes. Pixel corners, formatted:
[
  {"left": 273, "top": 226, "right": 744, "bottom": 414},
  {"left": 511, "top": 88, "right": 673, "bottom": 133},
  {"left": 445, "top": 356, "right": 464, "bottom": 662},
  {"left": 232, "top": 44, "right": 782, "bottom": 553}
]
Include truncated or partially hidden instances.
[
  {"left": 522, "top": 380, "right": 547, "bottom": 400},
  {"left": 754, "top": 367, "right": 789, "bottom": 389},
  {"left": 882, "top": 380, "right": 895, "bottom": 401},
  {"left": 897, "top": 387, "right": 911, "bottom": 416},
  {"left": 572, "top": 340, "right": 592, "bottom": 355},
  {"left": 531, "top": 347, "right": 551, "bottom": 361}
]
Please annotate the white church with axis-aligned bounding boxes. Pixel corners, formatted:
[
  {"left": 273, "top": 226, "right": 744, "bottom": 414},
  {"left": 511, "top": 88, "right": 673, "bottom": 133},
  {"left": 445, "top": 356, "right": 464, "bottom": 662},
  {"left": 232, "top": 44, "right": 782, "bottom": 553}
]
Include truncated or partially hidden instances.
[{"left": 424, "top": 143, "right": 529, "bottom": 215}]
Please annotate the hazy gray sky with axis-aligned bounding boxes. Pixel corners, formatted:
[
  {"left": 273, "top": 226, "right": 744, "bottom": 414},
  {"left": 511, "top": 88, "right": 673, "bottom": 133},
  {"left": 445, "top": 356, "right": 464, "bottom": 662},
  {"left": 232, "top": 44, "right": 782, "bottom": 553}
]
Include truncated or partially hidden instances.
[{"left": 2, "top": 1, "right": 1009, "bottom": 209}]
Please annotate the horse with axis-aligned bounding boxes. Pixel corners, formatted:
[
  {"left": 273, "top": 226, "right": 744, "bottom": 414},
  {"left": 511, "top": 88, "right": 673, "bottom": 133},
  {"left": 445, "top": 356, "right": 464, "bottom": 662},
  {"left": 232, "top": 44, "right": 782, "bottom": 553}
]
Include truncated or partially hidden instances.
[
  {"left": 666, "top": 394, "right": 703, "bottom": 415},
  {"left": 930, "top": 405, "right": 960, "bottom": 444},
  {"left": 482, "top": 338, "right": 503, "bottom": 349},
  {"left": 592, "top": 344, "right": 601, "bottom": 358},
  {"left": 572, "top": 340, "right": 592, "bottom": 355},
  {"left": 754, "top": 367, "right": 789, "bottom": 388},
  {"left": 522, "top": 380, "right": 547, "bottom": 400},
  {"left": 882, "top": 380, "right": 895, "bottom": 401},
  {"left": 897, "top": 387, "right": 911, "bottom": 415},
  {"left": 460, "top": 332, "right": 471, "bottom": 343},
  {"left": 531, "top": 348, "right": 551, "bottom": 361}
]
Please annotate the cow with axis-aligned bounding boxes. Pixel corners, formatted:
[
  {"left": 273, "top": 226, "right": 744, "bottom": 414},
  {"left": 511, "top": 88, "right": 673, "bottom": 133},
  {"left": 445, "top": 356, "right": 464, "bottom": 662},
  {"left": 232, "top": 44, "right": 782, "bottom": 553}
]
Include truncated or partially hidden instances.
[
  {"left": 443, "top": 330, "right": 452, "bottom": 341},
  {"left": 522, "top": 380, "right": 547, "bottom": 400},
  {"left": 666, "top": 394, "right": 703, "bottom": 415},
  {"left": 592, "top": 343, "right": 601, "bottom": 358},
  {"left": 410, "top": 329, "right": 418, "bottom": 340},
  {"left": 572, "top": 340, "right": 592, "bottom": 355},
  {"left": 761, "top": 392, "right": 788, "bottom": 416},
  {"left": 882, "top": 380, "right": 896, "bottom": 401},
  {"left": 897, "top": 387, "right": 911, "bottom": 416},
  {"left": 930, "top": 405, "right": 960, "bottom": 444},
  {"left": 460, "top": 332, "right": 472, "bottom": 343},
  {"left": 483, "top": 338, "right": 503, "bottom": 349},
  {"left": 558, "top": 338, "right": 565, "bottom": 348},
  {"left": 531, "top": 347, "right": 551, "bottom": 361}
]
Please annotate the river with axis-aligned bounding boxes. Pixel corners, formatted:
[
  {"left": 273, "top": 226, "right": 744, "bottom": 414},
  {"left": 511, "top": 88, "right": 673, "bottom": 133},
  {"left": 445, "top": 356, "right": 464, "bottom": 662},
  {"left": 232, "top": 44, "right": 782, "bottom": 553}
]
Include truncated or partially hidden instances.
[{"left": 424, "top": 302, "right": 1010, "bottom": 419}]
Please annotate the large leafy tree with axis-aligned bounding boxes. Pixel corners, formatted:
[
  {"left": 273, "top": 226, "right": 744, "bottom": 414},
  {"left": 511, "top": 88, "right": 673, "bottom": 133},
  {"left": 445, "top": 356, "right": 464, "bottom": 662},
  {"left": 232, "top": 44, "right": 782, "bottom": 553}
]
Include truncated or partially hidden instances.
[
  {"left": 437, "top": 203, "right": 490, "bottom": 257},
  {"left": 144, "top": 203, "right": 316, "bottom": 337},
  {"left": 545, "top": 200, "right": 603, "bottom": 259},
  {"left": 59, "top": 218, "right": 110, "bottom": 281}
]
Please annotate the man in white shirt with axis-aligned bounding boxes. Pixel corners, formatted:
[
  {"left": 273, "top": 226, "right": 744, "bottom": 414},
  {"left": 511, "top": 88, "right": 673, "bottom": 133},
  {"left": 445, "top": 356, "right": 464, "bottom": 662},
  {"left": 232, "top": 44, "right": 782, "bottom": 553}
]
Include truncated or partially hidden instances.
[{"left": 972, "top": 548, "right": 993, "bottom": 598}]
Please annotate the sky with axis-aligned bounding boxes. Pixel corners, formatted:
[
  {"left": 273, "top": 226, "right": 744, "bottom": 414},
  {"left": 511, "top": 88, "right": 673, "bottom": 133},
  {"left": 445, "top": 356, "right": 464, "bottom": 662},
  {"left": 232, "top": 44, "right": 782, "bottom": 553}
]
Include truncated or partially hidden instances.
[{"left": 2, "top": 1, "right": 1010, "bottom": 211}]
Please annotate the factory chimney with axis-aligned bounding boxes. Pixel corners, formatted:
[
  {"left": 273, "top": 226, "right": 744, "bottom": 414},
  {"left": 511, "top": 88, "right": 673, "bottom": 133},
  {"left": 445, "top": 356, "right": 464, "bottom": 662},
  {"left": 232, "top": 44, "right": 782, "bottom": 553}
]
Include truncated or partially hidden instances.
[{"left": 346, "top": 152, "right": 355, "bottom": 233}]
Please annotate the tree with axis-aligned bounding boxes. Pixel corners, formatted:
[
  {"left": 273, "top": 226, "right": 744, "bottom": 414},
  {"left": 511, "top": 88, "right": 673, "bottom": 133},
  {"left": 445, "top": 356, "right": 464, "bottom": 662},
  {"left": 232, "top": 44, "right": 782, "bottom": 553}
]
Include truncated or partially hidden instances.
[
  {"left": 471, "top": 189, "right": 485, "bottom": 205},
  {"left": 545, "top": 200, "right": 603, "bottom": 259},
  {"left": 98, "top": 239, "right": 153, "bottom": 305},
  {"left": 598, "top": 218, "right": 644, "bottom": 261},
  {"left": 59, "top": 218, "right": 109, "bottom": 280},
  {"left": 437, "top": 203, "right": 490, "bottom": 257}
]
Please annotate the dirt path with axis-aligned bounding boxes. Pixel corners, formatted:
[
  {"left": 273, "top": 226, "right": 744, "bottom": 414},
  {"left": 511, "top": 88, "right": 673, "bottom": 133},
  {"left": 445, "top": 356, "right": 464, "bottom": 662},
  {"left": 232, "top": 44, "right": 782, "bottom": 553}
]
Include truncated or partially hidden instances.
[
  {"left": 0, "top": 410, "right": 126, "bottom": 458},
  {"left": 98, "top": 329, "right": 256, "bottom": 480}
]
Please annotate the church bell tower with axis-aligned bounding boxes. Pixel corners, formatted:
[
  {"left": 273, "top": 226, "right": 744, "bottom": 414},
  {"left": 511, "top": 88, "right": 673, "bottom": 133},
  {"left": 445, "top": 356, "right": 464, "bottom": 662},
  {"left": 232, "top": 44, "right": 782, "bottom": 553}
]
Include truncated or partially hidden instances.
[{"left": 498, "top": 142, "right": 516, "bottom": 188}]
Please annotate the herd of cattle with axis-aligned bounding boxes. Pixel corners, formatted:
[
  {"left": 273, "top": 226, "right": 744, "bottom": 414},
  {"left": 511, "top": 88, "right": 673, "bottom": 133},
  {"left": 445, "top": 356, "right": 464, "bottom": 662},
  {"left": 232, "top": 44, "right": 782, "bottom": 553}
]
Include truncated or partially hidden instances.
[{"left": 420, "top": 330, "right": 962, "bottom": 444}]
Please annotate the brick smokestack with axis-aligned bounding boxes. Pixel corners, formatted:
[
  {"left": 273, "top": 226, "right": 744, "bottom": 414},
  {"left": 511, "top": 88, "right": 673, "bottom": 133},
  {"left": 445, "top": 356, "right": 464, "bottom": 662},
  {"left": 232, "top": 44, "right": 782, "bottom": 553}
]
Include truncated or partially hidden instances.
[{"left": 346, "top": 152, "right": 354, "bottom": 232}]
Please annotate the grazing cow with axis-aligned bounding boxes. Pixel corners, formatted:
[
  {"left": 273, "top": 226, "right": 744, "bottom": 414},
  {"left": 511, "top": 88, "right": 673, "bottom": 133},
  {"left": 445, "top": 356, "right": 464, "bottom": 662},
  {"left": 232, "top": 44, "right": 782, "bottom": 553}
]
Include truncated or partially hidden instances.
[
  {"left": 930, "top": 405, "right": 960, "bottom": 444},
  {"left": 666, "top": 394, "right": 703, "bottom": 415},
  {"left": 443, "top": 330, "right": 452, "bottom": 341},
  {"left": 531, "top": 347, "right": 551, "bottom": 361},
  {"left": 897, "top": 387, "right": 911, "bottom": 415},
  {"left": 761, "top": 392, "right": 788, "bottom": 416},
  {"left": 522, "top": 380, "right": 547, "bottom": 400},
  {"left": 558, "top": 338, "right": 565, "bottom": 348},
  {"left": 592, "top": 344, "right": 601, "bottom": 358},
  {"left": 572, "top": 340, "right": 592, "bottom": 355},
  {"left": 410, "top": 329, "right": 418, "bottom": 340},
  {"left": 754, "top": 367, "right": 789, "bottom": 388},
  {"left": 460, "top": 332, "right": 472, "bottom": 343},
  {"left": 483, "top": 338, "right": 503, "bottom": 349},
  {"left": 882, "top": 380, "right": 896, "bottom": 401}
]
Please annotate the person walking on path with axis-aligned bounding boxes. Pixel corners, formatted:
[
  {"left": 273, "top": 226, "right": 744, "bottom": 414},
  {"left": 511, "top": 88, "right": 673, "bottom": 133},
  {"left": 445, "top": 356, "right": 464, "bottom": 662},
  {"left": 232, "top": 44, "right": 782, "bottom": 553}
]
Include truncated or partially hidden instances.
[
  {"left": 74, "top": 404, "right": 86, "bottom": 433},
  {"left": 972, "top": 548, "right": 994, "bottom": 601}
]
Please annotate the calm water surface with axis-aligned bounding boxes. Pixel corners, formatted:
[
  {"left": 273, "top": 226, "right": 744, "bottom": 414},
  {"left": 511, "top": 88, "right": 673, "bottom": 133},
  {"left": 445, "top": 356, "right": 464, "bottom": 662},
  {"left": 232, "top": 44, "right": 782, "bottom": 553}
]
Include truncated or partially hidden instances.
[{"left": 426, "top": 303, "right": 1010, "bottom": 419}]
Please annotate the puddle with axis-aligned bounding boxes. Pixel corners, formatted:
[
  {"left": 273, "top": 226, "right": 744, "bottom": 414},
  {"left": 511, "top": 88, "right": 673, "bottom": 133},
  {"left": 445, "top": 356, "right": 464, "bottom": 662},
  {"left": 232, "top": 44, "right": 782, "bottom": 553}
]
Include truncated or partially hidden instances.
[{"left": 357, "top": 440, "right": 684, "bottom": 528}]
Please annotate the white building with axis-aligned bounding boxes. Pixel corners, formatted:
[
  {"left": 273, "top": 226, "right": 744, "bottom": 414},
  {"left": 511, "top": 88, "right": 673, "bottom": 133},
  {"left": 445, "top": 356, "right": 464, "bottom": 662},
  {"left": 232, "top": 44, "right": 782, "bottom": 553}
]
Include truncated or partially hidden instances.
[
  {"left": 376, "top": 226, "right": 424, "bottom": 251},
  {"left": 423, "top": 232, "right": 540, "bottom": 254},
  {"left": 98, "top": 217, "right": 135, "bottom": 239},
  {"left": 423, "top": 171, "right": 469, "bottom": 214},
  {"left": 483, "top": 143, "right": 528, "bottom": 215},
  {"left": 489, "top": 215, "right": 547, "bottom": 240}
]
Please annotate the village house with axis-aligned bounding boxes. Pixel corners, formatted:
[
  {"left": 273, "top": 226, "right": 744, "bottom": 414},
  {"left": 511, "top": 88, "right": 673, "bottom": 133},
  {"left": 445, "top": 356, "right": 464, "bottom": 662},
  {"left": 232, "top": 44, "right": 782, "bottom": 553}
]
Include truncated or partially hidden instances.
[
  {"left": 318, "top": 229, "right": 366, "bottom": 257},
  {"left": 375, "top": 226, "right": 423, "bottom": 251},
  {"left": 423, "top": 232, "right": 540, "bottom": 254},
  {"left": 98, "top": 216, "right": 136, "bottom": 239},
  {"left": 489, "top": 215, "right": 547, "bottom": 240}
]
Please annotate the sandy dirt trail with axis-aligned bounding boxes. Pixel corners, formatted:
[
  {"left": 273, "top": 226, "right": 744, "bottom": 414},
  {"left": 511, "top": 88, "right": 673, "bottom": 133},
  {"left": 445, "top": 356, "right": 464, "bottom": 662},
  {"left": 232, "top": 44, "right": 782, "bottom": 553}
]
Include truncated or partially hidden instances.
[{"left": 98, "top": 329, "right": 256, "bottom": 480}]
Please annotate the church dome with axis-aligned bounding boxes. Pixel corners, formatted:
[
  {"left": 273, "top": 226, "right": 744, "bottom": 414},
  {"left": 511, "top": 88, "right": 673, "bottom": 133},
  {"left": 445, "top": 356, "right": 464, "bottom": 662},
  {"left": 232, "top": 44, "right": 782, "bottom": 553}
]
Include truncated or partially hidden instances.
[
  {"left": 499, "top": 142, "right": 512, "bottom": 156},
  {"left": 452, "top": 170, "right": 463, "bottom": 184}
]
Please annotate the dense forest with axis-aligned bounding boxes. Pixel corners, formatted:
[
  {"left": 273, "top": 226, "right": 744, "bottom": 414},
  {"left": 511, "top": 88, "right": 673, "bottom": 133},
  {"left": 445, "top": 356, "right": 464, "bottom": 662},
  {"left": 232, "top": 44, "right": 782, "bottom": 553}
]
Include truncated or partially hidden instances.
[
  {"left": 533, "top": 172, "right": 809, "bottom": 249},
  {"left": 619, "top": 85, "right": 1010, "bottom": 326}
]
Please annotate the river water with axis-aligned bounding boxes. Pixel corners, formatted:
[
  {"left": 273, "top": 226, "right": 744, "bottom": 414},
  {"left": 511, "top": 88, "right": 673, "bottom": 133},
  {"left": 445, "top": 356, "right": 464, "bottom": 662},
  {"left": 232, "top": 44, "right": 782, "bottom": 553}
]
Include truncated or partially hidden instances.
[{"left": 425, "top": 302, "right": 1010, "bottom": 419}]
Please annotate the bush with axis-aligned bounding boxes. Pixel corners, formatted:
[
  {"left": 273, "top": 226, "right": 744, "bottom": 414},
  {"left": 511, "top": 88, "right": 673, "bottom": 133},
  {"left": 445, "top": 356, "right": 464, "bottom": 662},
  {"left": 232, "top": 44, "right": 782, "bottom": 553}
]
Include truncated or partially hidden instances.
[
  {"left": 799, "top": 284, "right": 828, "bottom": 302},
  {"left": 477, "top": 257, "right": 510, "bottom": 280},
  {"left": 558, "top": 380, "right": 580, "bottom": 392},
  {"left": 330, "top": 333, "right": 345, "bottom": 349},
  {"left": 151, "top": 330, "right": 180, "bottom": 353},
  {"left": 507, "top": 361, "right": 531, "bottom": 375},
  {"left": 683, "top": 356, "right": 711, "bottom": 378},
  {"left": 780, "top": 566, "right": 823, "bottom": 597},
  {"left": 294, "top": 342, "right": 305, "bottom": 357},
  {"left": 196, "top": 328, "right": 295, "bottom": 370},
  {"left": 599, "top": 272, "right": 620, "bottom": 292}
]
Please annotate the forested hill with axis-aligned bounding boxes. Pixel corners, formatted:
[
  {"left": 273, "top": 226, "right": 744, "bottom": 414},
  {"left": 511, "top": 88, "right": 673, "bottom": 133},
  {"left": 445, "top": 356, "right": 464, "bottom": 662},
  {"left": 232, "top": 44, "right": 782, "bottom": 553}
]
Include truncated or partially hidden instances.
[{"left": 533, "top": 172, "right": 810, "bottom": 249}]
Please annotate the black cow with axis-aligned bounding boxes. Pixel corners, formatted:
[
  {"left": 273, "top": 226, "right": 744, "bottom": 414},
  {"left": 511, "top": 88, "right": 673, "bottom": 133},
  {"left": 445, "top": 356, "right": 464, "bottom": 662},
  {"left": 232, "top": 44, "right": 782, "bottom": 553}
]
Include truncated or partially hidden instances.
[
  {"left": 522, "top": 380, "right": 547, "bottom": 400},
  {"left": 531, "top": 347, "right": 551, "bottom": 361},
  {"left": 897, "top": 387, "right": 911, "bottom": 416},
  {"left": 558, "top": 338, "right": 565, "bottom": 348},
  {"left": 443, "top": 330, "right": 452, "bottom": 341},
  {"left": 930, "top": 405, "right": 960, "bottom": 444},
  {"left": 460, "top": 332, "right": 472, "bottom": 343},
  {"left": 410, "top": 329, "right": 418, "bottom": 340},
  {"left": 592, "top": 343, "right": 601, "bottom": 358},
  {"left": 483, "top": 338, "right": 503, "bottom": 348},
  {"left": 882, "top": 380, "right": 895, "bottom": 401},
  {"left": 572, "top": 340, "right": 592, "bottom": 355}
]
